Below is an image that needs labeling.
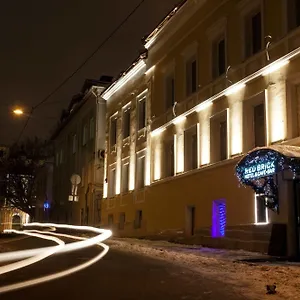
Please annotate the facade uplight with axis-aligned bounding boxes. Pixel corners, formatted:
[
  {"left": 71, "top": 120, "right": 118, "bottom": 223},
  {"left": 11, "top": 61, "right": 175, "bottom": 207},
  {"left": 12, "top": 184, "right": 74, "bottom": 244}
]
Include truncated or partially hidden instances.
[
  {"left": 196, "top": 101, "right": 213, "bottom": 112},
  {"left": 224, "top": 83, "right": 246, "bottom": 96},
  {"left": 173, "top": 115, "right": 186, "bottom": 125},
  {"left": 262, "top": 60, "right": 289, "bottom": 76},
  {"left": 151, "top": 128, "right": 165, "bottom": 137}
]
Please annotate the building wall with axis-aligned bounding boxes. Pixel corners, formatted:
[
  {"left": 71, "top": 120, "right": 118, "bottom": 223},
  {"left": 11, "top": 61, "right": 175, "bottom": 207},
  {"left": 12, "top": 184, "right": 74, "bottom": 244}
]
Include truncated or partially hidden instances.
[
  {"left": 53, "top": 88, "right": 106, "bottom": 225},
  {"left": 102, "top": 0, "right": 300, "bottom": 253}
]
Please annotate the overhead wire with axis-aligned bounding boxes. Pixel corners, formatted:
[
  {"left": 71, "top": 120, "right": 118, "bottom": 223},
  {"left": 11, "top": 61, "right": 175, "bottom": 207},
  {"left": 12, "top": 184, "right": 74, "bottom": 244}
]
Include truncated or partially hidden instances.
[{"left": 16, "top": 0, "right": 146, "bottom": 143}]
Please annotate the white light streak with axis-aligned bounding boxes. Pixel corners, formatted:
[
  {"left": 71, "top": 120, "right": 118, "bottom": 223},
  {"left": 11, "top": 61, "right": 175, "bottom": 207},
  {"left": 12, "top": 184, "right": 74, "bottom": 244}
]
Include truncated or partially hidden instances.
[{"left": 0, "top": 223, "right": 112, "bottom": 294}]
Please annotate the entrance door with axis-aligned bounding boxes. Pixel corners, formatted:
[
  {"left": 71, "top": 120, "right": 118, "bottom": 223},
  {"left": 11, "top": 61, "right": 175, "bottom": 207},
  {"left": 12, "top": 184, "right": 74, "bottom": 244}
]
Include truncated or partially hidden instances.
[
  {"left": 293, "top": 181, "right": 300, "bottom": 256},
  {"left": 186, "top": 206, "right": 195, "bottom": 236}
]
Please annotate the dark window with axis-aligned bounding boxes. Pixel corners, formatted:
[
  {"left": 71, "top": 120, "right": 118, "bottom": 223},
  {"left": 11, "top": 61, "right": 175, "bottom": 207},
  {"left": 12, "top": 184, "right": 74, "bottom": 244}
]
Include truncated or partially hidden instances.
[
  {"left": 108, "top": 214, "right": 114, "bottom": 226},
  {"left": 135, "top": 210, "right": 142, "bottom": 229},
  {"left": 184, "top": 125, "right": 198, "bottom": 171},
  {"left": 165, "top": 74, "right": 175, "bottom": 109},
  {"left": 252, "top": 12, "right": 262, "bottom": 54},
  {"left": 191, "top": 60, "right": 197, "bottom": 93},
  {"left": 164, "top": 140, "right": 174, "bottom": 177},
  {"left": 136, "top": 156, "right": 145, "bottom": 189},
  {"left": 213, "top": 37, "right": 226, "bottom": 78},
  {"left": 220, "top": 120, "right": 227, "bottom": 160},
  {"left": 119, "top": 213, "right": 125, "bottom": 230},
  {"left": 138, "top": 98, "right": 146, "bottom": 130},
  {"left": 245, "top": 11, "right": 262, "bottom": 57},
  {"left": 287, "top": 0, "right": 300, "bottom": 31},
  {"left": 110, "top": 118, "right": 117, "bottom": 147},
  {"left": 186, "top": 58, "right": 197, "bottom": 96},
  {"left": 254, "top": 103, "right": 265, "bottom": 147},
  {"left": 109, "top": 169, "right": 116, "bottom": 197},
  {"left": 122, "top": 163, "right": 129, "bottom": 193},
  {"left": 218, "top": 39, "right": 226, "bottom": 75},
  {"left": 123, "top": 108, "right": 130, "bottom": 138},
  {"left": 256, "top": 195, "right": 267, "bottom": 223}
]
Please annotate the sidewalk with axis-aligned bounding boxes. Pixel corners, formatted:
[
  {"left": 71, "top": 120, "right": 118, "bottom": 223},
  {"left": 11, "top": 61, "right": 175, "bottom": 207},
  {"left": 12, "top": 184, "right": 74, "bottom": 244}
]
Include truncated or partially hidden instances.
[{"left": 109, "top": 238, "right": 300, "bottom": 300}]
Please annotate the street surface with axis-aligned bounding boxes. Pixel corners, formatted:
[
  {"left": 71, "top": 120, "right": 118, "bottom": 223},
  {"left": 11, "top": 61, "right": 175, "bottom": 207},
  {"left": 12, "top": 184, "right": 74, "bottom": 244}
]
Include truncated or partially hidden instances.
[{"left": 0, "top": 236, "right": 246, "bottom": 300}]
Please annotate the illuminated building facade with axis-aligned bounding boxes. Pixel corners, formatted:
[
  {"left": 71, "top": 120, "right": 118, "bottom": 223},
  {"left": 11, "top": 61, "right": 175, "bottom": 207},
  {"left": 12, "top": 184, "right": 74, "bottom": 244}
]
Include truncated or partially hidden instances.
[{"left": 101, "top": 0, "right": 300, "bottom": 256}]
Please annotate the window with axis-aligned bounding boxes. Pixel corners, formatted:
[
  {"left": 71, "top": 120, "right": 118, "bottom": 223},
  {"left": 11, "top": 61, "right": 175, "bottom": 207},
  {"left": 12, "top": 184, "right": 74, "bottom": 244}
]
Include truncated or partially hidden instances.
[
  {"left": 122, "top": 107, "right": 131, "bottom": 139},
  {"left": 60, "top": 149, "right": 63, "bottom": 164},
  {"left": 245, "top": 10, "right": 262, "bottom": 57},
  {"left": 109, "top": 168, "right": 116, "bottom": 197},
  {"left": 255, "top": 194, "right": 268, "bottom": 224},
  {"left": 136, "top": 155, "right": 145, "bottom": 189},
  {"left": 81, "top": 167, "right": 85, "bottom": 187},
  {"left": 108, "top": 214, "right": 114, "bottom": 226},
  {"left": 72, "top": 134, "right": 77, "bottom": 154},
  {"left": 212, "top": 199, "right": 226, "bottom": 238},
  {"left": 212, "top": 36, "right": 226, "bottom": 78},
  {"left": 210, "top": 112, "right": 228, "bottom": 163},
  {"left": 254, "top": 103, "right": 265, "bottom": 147},
  {"left": 220, "top": 120, "right": 227, "bottom": 161},
  {"left": 287, "top": 0, "right": 300, "bottom": 31},
  {"left": 138, "top": 97, "right": 146, "bottom": 130},
  {"left": 121, "top": 162, "right": 129, "bottom": 193},
  {"left": 184, "top": 125, "right": 198, "bottom": 171},
  {"left": 164, "top": 139, "right": 174, "bottom": 178},
  {"left": 56, "top": 152, "right": 59, "bottom": 166},
  {"left": 119, "top": 213, "right": 125, "bottom": 230},
  {"left": 134, "top": 210, "right": 142, "bottom": 229},
  {"left": 89, "top": 118, "right": 95, "bottom": 140},
  {"left": 165, "top": 72, "right": 175, "bottom": 109},
  {"left": 186, "top": 56, "right": 197, "bottom": 96},
  {"left": 82, "top": 124, "right": 88, "bottom": 146},
  {"left": 110, "top": 117, "right": 117, "bottom": 147}
]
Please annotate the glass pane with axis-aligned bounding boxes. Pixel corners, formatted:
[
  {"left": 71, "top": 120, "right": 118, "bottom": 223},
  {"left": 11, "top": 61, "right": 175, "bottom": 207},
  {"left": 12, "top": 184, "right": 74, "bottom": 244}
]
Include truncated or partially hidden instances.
[{"left": 252, "top": 12, "right": 262, "bottom": 54}]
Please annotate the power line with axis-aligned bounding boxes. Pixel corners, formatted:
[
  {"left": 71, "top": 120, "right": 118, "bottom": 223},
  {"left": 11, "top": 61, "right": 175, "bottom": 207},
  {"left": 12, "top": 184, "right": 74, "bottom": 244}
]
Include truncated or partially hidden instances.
[{"left": 16, "top": 0, "right": 146, "bottom": 143}]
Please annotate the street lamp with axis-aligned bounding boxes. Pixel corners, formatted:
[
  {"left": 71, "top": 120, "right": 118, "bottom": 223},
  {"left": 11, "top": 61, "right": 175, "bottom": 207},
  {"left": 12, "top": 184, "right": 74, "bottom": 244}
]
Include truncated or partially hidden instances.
[{"left": 13, "top": 109, "right": 24, "bottom": 116}]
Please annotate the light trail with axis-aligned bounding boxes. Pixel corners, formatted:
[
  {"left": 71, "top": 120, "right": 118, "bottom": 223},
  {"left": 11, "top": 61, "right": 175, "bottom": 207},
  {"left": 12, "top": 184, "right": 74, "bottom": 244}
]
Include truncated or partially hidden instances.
[
  {"left": 0, "top": 230, "right": 65, "bottom": 275},
  {"left": 0, "top": 223, "right": 111, "bottom": 262},
  {"left": 0, "top": 223, "right": 112, "bottom": 294}
]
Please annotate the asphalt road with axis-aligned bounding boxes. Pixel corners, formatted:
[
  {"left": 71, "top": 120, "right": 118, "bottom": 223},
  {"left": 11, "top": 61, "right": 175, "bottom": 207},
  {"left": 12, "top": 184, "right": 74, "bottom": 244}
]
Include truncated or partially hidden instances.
[{"left": 0, "top": 237, "right": 246, "bottom": 300}]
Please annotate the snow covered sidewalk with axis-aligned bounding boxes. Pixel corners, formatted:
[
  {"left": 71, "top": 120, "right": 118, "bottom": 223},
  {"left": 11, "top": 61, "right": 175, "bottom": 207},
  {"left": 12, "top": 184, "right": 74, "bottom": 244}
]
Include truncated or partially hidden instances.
[{"left": 109, "top": 238, "right": 300, "bottom": 300}]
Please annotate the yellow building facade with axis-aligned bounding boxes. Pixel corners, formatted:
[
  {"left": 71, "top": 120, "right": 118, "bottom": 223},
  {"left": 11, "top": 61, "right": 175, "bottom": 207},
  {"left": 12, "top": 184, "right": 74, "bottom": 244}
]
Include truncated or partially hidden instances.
[{"left": 101, "top": 0, "right": 300, "bottom": 256}]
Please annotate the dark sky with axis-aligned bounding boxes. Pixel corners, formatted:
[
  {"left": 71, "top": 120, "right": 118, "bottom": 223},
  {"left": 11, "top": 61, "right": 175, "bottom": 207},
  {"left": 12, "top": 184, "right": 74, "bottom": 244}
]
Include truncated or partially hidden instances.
[{"left": 0, "top": 0, "right": 179, "bottom": 145}]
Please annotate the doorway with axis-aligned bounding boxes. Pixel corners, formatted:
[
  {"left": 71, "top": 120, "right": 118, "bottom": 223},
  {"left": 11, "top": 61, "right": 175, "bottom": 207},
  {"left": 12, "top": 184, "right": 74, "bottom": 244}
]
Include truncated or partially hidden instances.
[
  {"left": 293, "top": 181, "right": 300, "bottom": 256},
  {"left": 12, "top": 215, "right": 21, "bottom": 230},
  {"left": 186, "top": 206, "right": 195, "bottom": 236}
]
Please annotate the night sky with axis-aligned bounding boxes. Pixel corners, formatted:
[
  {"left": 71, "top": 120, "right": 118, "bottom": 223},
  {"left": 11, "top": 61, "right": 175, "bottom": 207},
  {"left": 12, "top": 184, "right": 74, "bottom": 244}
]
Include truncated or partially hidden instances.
[{"left": 0, "top": 0, "right": 179, "bottom": 145}]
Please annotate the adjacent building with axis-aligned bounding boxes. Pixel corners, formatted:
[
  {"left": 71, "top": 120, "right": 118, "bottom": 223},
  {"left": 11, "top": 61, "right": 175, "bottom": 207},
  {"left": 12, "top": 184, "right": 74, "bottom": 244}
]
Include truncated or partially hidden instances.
[
  {"left": 101, "top": 0, "right": 300, "bottom": 257},
  {"left": 51, "top": 78, "right": 110, "bottom": 225},
  {"left": 35, "top": 158, "right": 54, "bottom": 222}
]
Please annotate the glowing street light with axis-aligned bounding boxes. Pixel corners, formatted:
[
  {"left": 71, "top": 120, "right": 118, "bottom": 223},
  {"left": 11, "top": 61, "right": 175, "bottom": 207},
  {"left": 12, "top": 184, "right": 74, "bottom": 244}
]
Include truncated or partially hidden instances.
[{"left": 13, "top": 109, "right": 24, "bottom": 116}]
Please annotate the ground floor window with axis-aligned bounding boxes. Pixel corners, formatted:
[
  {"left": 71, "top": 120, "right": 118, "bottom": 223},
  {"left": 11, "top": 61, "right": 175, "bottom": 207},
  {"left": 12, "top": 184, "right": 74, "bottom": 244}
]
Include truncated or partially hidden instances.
[
  {"left": 134, "top": 210, "right": 142, "bottom": 229},
  {"left": 212, "top": 199, "right": 226, "bottom": 237},
  {"left": 119, "top": 213, "right": 125, "bottom": 230},
  {"left": 255, "top": 193, "right": 268, "bottom": 224},
  {"left": 108, "top": 214, "right": 114, "bottom": 227}
]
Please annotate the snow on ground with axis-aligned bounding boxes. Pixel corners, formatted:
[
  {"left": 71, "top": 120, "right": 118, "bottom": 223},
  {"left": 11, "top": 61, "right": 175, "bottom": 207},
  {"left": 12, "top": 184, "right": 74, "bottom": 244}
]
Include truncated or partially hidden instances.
[{"left": 109, "top": 238, "right": 300, "bottom": 300}]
